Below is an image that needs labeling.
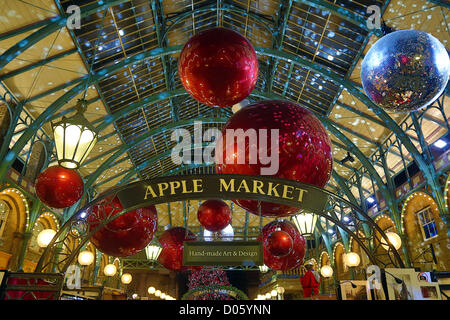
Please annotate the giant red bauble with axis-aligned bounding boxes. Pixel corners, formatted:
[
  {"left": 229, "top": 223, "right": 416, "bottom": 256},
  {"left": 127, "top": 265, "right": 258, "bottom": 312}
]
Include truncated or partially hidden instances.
[
  {"left": 158, "top": 227, "right": 201, "bottom": 272},
  {"left": 197, "top": 200, "right": 232, "bottom": 232},
  {"left": 259, "top": 220, "right": 306, "bottom": 271},
  {"left": 215, "top": 100, "right": 333, "bottom": 217},
  {"left": 178, "top": 27, "right": 259, "bottom": 108},
  {"left": 87, "top": 195, "right": 158, "bottom": 257},
  {"left": 265, "top": 230, "right": 293, "bottom": 257},
  {"left": 35, "top": 165, "right": 84, "bottom": 209}
]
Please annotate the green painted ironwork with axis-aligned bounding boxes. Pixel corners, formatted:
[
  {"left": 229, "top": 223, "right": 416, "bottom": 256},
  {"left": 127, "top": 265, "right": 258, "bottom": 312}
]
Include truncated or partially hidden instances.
[{"left": 0, "top": 41, "right": 447, "bottom": 226}]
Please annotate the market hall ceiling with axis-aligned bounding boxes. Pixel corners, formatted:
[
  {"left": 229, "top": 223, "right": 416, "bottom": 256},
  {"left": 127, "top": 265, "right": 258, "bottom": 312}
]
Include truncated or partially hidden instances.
[{"left": 0, "top": 0, "right": 448, "bottom": 229}]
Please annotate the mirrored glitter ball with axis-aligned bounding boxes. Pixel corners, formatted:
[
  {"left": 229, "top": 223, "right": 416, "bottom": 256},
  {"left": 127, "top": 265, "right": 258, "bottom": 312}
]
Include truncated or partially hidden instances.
[{"left": 361, "top": 30, "right": 449, "bottom": 113}]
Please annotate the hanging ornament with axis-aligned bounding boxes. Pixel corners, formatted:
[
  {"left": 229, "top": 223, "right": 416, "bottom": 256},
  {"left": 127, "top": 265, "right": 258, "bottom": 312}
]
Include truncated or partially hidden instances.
[
  {"left": 178, "top": 27, "right": 259, "bottom": 107},
  {"left": 87, "top": 195, "right": 158, "bottom": 257},
  {"left": 35, "top": 165, "right": 84, "bottom": 208},
  {"left": 158, "top": 227, "right": 201, "bottom": 272},
  {"left": 197, "top": 200, "right": 232, "bottom": 232},
  {"left": 215, "top": 99, "right": 333, "bottom": 217},
  {"left": 264, "top": 230, "right": 293, "bottom": 257},
  {"left": 259, "top": 220, "right": 306, "bottom": 271},
  {"left": 361, "top": 30, "right": 449, "bottom": 113}
]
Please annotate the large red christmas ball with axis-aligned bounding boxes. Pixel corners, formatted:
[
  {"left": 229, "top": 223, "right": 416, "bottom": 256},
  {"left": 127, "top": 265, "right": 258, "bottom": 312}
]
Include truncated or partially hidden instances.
[
  {"left": 87, "top": 195, "right": 158, "bottom": 257},
  {"left": 35, "top": 165, "right": 84, "bottom": 208},
  {"left": 215, "top": 100, "right": 333, "bottom": 217},
  {"left": 158, "top": 227, "right": 200, "bottom": 272},
  {"left": 265, "top": 230, "right": 293, "bottom": 257},
  {"left": 197, "top": 200, "right": 232, "bottom": 232},
  {"left": 178, "top": 27, "right": 259, "bottom": 108},
  {"left": 259, "top": 220, "right": 306, "bottom": 271}
]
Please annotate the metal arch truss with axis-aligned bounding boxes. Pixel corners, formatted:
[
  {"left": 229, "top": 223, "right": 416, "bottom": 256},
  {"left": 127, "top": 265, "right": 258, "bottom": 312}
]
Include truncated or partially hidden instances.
[
  {"left": 121, "top": 259, "right": 260, "bottom": 271},
  {"left": 0, "top": 44, "right": 442, "bottom": 211},
  {"left": 34, "top": 175, "right": 405, "bottom": 274}
]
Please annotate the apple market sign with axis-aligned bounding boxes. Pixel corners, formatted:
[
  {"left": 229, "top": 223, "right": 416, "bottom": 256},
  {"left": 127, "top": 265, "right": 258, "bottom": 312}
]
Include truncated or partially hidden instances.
[{"left": 116, "top": 174, "right": 329, "bottom": 213}]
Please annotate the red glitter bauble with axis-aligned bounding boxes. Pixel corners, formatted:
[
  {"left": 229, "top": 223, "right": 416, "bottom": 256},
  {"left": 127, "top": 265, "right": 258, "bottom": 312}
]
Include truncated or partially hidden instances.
[
  {"left": 158, "top": 227, "right": 200, "bottom": 272},
  {"left": 197, "top": 200, "right": 232, "bottom": 232},
  {"left": 215, "top": 100, "right": 332, "bottom": 217},
  {"left": 259, "top": 220, "right": 306, "bottom": 271},
  {"left": 87, "top": 195, "right": 158, "bottom": 257},
  {"left": 178, "top": 27, "right": 259, "bottom": 107},
  {"left": 265, "top": 230, "right": 293, "bottom": 257},
  {"left": 35, "top": 165, "right": 84, "bottom": 209}
]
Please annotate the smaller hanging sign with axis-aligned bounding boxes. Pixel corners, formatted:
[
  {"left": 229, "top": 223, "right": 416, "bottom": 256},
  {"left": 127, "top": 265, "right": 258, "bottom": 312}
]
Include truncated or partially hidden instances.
[{"left": 183, "top": 241, "right": 263, "bottom": 266}]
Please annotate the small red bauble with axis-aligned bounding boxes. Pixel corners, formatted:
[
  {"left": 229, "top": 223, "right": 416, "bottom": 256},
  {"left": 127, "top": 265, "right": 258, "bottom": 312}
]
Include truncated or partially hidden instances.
[
  {"left": 264, "top": 230, "right": 293, "bottom": 257},
  {"left": 178, "top": 27, "right": 259, "bottom": 108},
  {"left": 87, "top": 195, "right": 158, "bottom": 257},
  {"left": 197, "top": 200, "right": 232, "bottom": 232},
  {"left": 215, "top": 100, "right": 333, "bottom": 217},
  {"left": 35, "top": 165, "right": 84, "bottom": 209},
  {"left": 158, "top": 227, "right": 200, "bottom": 272},
  {"left": 259, "top": 220, "right": 306, "bottom": 271}
]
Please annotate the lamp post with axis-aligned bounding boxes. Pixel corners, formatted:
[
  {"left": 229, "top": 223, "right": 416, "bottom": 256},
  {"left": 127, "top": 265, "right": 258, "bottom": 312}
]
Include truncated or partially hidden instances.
[
  {"left": 277, "top": 286, "right": 285, "bottom": 300},
  {"left": 270, "top": 289, "right": 277, "bottom": 300},
  {"left": 104, "top": 263, "right": 117, "bottom": 287},
  {"left": 320, "top": 265, "right": 334, "bottom": 294},
  {"left": 78, "top": 250, "right": 94, "bottom": 285},
  {"left": 52, "top": 99, "right": 98, "bottom": 169}
]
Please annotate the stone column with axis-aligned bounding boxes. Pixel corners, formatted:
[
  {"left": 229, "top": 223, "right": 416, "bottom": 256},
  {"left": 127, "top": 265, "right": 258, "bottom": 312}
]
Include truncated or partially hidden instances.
[
  {"left": 15, "top": 231, "right": 32, "bottom": 271},
  {"left": 7, "top": 231, "right": 26, "bottom": 271}
]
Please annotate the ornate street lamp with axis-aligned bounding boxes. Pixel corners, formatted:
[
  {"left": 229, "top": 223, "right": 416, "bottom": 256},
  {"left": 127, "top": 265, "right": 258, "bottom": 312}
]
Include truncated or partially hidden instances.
[
  {"left": 145, "top": 239, "right": 162, "bottom": 263},
  {"left": 52, "top": 99, "right": 98, "bottom": 169},
  {"left": 292, "top": 212, "right": 318, "bottom": 237}
]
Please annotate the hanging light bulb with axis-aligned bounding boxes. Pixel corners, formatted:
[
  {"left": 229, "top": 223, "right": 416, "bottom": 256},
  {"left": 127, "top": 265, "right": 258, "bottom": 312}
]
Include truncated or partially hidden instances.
[
  {"left": 78, "top": 250, "right": 94, "bottom": 266},
  {"left": 320, "top": 265, "right": 334, "bottom": 278},
  {"left": 344, "top": 252, "right": 361, "bottom": 267},
  {"left": 380, "top": 231, "right": 402, "bottom": 251},
  {"left": 37, "top": 229, "right": 56, "bottom": 248},
  {"left": 148, "top": 287, "right": 156, "bottom": 294},
  {"left": 104, "top": 264, "right": 117, "bottom": 277},
  {"left": 52, "top": 99, "right": 98, "bottom": 169},
  {"left": 121, "top": 273, "right": 132, "bottom": 284}
]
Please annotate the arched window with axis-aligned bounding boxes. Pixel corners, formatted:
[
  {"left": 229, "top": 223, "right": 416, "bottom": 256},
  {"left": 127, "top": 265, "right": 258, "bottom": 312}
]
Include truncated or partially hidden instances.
[{"left": 0, "top": 199, "right": 10, "bottom": 238}]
